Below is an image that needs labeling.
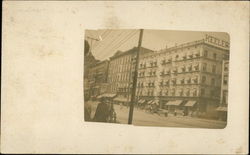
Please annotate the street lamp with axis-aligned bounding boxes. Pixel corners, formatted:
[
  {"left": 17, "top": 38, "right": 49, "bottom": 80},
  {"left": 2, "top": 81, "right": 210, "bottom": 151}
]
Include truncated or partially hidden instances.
[{"left": 86, "top": 36, "right": 102, "bottom": 53}]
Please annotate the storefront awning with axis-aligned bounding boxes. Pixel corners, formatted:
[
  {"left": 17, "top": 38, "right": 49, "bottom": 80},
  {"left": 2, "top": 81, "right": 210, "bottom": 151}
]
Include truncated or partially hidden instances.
[
  {"left": 166, "top": 100, "right": 176, "bottom": 106},
  {"left": 184, "top": 101, "right": 197, "bottom": 107},
  {"left": 174, "top": 100, "right": 183, "bottom": 106},
  {"left": 147, "top": 100, "right": 154, "bottom": 104},
  {"left": 114, "top": 97, "right": 129, "bottom": 102},
  {"left": 149, "top": 100, "right": 159, "bottom": 105},
  {"left": 166, "top": 100, "right": 183, "bottom": 106},
  {"left": 106, "top": 93, "right": 116, "bottom": 98},
  {"left": 138, "top": 99, "right": 145, "bottom": 103},
  {"left": 97, "top": 93, "right": 116, "bottom": 99},
  {"left": 216, "top": 106, "right": 227, "bottom": 112}
]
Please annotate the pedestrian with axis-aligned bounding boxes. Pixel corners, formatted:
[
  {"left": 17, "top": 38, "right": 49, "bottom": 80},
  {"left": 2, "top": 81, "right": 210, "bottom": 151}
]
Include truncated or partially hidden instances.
[{"left": 93, "top": 97, "right": 110, "bottom": 122}]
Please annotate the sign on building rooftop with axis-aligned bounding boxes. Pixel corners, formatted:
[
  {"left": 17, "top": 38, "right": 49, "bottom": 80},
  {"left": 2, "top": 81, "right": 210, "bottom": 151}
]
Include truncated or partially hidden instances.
[{"left": 204, "top": 34, "right": 230, "bottom": 50}]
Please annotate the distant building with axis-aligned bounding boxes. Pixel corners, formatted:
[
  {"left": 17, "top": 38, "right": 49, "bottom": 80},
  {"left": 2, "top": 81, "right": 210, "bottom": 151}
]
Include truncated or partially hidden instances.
[
  {"left": 107, "top": 47, "right": 154, "bottom": 102},
  {"left": 84, "top": 40, "right": 99, "bottom": 100},
  {"left": 88, "top": 60, "right": 110, "bottom": 98},
  {"left": 84, "top": 51, "right": 99, "bottom": 79},
  {"left": 136, "top": 35, "right": 230, "bottom": 118}
]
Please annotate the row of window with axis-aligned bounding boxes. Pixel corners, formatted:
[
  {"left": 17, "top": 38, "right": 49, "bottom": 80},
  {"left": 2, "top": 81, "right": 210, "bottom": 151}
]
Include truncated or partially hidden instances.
[
  {"left": 137, "top": 89, "right": 198, "bottom": 97},
  {"left": 108, "top": 72, "right": 135, "bottom": 82},
  {"left": 137, "top": 88, "right": 219, "bottom": 98},
  {"left": 139, "top": 50, "right": 221, "bottom": 69},
  {"left": 137, "top": 76, "right": 216, "bottom": 87},
  {"left": 138, "top": 63, "right": 217, "bottom": 77},
  {"left": 109, "top": 64, "right": 132, "bottom": 74},
  {"left": 139, "top": 55, "right": 199, "bottom": 69}
]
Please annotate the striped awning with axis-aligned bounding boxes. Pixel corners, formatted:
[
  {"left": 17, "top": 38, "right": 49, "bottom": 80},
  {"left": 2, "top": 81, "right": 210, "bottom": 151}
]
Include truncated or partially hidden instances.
[
  {"left": 148, "top": 100, "right": 159, "bottom": 105},
  {"left": 138, "top": 99, "right": 146, "bottom": 103},
  {"left": 216, "top": 106, "right": 227, "bottom": 112},
  {"left": 184, "top": 101, "right": 197, "bottom": 107}
]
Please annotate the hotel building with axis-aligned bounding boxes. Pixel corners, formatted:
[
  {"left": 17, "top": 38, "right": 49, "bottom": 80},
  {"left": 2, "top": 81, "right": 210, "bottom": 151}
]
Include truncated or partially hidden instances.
[{"left": 136, "top": 35, "right": 230, "bottom": 117}]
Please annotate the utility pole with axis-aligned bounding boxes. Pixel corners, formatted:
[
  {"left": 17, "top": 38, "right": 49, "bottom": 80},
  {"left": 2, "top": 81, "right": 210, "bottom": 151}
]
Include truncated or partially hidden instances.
[{"left": 128, "top": 29, "right": 144, "bottom": 124}]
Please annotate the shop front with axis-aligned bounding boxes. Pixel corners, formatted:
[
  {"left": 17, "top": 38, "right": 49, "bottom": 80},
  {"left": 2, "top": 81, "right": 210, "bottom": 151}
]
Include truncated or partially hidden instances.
[
  {"left": 165, "top": 100, "right": 185, "bottom": 115},
  {"left": 183, "top": 100, "right": 198, "bottom": 116}
]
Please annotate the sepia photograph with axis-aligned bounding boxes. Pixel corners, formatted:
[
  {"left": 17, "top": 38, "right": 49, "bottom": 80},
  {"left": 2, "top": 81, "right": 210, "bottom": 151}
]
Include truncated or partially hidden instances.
[
  {"left": 84, "top": 29, "right": 230, "bottom": 129},
  {"left": 2, "top": 1, "right": 249, "bottom": 154}
]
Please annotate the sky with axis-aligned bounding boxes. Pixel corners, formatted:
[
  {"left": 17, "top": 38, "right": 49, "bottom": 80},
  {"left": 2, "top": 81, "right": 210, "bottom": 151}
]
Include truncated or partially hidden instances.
[{"left": 85, "top": 29, "right": 229, "bottom": 61}]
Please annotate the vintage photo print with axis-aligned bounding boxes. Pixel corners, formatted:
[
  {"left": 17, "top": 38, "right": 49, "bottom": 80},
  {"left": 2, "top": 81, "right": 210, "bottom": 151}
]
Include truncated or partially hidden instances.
[
  {"left": 2, "top": 1, "right": 248, "bottom": 154},
  {"left": 84, "top": 29, "right": 229, "bottom": 129}
]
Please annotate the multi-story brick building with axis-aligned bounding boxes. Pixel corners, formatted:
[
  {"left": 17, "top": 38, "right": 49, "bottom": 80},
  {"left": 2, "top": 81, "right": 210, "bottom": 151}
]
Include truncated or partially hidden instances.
[
  {"left": 88, "top": 60, "right": 110, "bottom": 98},
  {"left": 136, "top": 35, "right": 230, "bottom": 117},
  {"left": 107, "top": 47, "right": 154, "bottom": 102}
]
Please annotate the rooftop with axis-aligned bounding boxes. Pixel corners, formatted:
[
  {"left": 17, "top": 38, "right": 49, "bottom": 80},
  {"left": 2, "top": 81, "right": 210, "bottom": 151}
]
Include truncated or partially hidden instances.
[
  {"left": 110, "top": 47, "right": 155, "bottom": 60},
  {"left": 143, "top": 39, "right": 229, "bottom": 59}
]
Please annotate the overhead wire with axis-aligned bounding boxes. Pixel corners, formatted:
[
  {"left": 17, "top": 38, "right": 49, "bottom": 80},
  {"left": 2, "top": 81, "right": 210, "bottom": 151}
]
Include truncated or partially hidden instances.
[
  {"left": 93, "top": 30, "right": 128, "bottom": 56},
  {"left": 92, "top": 30, "right": 112, "bottom": 51},
  {"left": 96, "top": 30, "right": 134, "bottom": 57},
  {"left": 107, "top": 30, "right": 139, "bottom": 54},
  {"left": 101, "top": 30, "right": 139, "bottom": 58},
  {"left": 98, "top": 30, "right": 126, "bottom": 55}
]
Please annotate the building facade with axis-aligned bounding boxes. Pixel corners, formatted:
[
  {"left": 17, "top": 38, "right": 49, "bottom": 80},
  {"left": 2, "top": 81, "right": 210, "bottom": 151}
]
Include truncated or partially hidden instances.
[
  {"left": 84, "top": 40, "right": 100, "bottom": 100},
  {"left": 88, "top": 60, "right": 110, "bottom": 98},
  {"left": 220, "top": 60, "right": 229, "bottom": 106},
  {"left": 136, "top": 35, "right": 229, "bottom": 117},
  {"left": 107, "top": 47, "right": 154, "bottom": 102},
  {"left": 217, "top": 60, "right": 229, "bottom": 120}
]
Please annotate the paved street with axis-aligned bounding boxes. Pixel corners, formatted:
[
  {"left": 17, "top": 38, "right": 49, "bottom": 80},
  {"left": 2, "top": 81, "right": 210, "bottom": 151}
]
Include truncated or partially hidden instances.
[{"left": 87, "top": 101, "right": 226, "bottom": 129}]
